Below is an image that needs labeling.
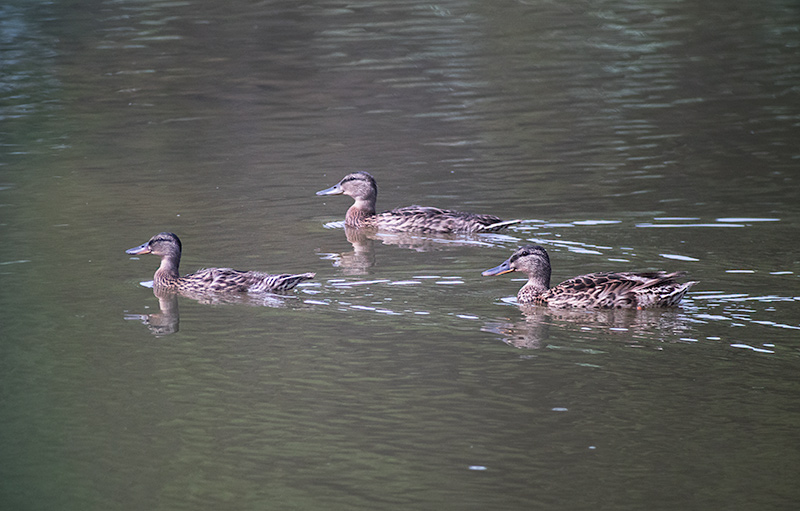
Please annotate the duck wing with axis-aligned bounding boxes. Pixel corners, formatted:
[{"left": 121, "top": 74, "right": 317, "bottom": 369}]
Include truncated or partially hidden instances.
[
  {"left": 245, "top": 271, "right": 316, "bottom": 293},
  {"left": 545, "top": 271, "right": 692, "bottom": 308},
  {"left": 182, "top": 268, "right": 315, "bottom": 293},
  {"left": 378, "top": 205, "right": 515, "bottom": 233}
]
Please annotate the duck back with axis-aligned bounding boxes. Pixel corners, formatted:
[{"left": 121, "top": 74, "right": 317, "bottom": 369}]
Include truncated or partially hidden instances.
[
  {"left": 539, "top": 271, "right": 696, "bottom": 309},
  {"left": 376, "top": 206, "right": 513, "bottom": 233},
  {"left": 178, "top": 268, "right": 315, "bottom": 293}
]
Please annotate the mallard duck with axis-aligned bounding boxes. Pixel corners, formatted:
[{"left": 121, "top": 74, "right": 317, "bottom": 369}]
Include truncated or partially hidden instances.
[
  {"left": 126, "top": 232, "right": 315, "bottom": 293},
  {"left": 316, "top": 171, "right": 520, "bottom": 233},
  {"left": 482, "top": 245, "right": 697, "bottom": 309}
]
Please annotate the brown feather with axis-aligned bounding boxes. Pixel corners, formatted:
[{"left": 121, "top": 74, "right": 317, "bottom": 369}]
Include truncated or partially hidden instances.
[
  {"left": 127, "top": 232, "right": 314, "bottom": 295},
  {"left": 318, "top": 171, "right": 519, "bottom": 234},
  {"left": 484, "top": 245, "right": 696, "bottom": 309}
]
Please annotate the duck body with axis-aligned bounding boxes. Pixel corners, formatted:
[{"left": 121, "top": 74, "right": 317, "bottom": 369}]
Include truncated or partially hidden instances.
[
  {"left": 316, "top": 171, "right": 519, "bottom": 234},
  {"left": 528, "top": 270, "right": 695, "bottom": 309},
  {"left": 162, "top": 267, "right": 315, "bottom": 294},
  {"left": 482, "top": 245, "right": 696, "bottom": 309},
  {"left": 126, "top": 232, "right": 315, "bottom": 294},
  {"left": 370, "top": 206, "right": 517, "bottom": 234}
]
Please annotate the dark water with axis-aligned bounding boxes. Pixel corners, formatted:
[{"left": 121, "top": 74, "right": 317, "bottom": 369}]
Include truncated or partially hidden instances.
[{"left": 2, "top": 0, "right": 799, "bottom": 509}]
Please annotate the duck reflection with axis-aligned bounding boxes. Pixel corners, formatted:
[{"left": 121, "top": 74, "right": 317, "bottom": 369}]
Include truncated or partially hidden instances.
[
  {"left": 124, "top": 287, "right": 180, "bottom": 337},
  {"left": 482, "top": 306, "right": 552, "bottom": 349},
  {"left": 319, "top": 226, "right": 377, "bottom": 275},
  {"left": 125, "top": 285, "right": 304, "bottom": 337},
  {"left": 320, "top": 225, "right": 515, "bottom": 275},
  {"left": 483, "top": 303, "right": 693, "bottom": 349}
]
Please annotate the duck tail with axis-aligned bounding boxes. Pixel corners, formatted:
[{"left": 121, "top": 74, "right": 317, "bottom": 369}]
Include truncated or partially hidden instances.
[
  {"left": 662, "top": 280, "right": 698, "bottom": 306},
  {"left": 478, "top": 219, "right": 522, "bottom": 232},
  {"left": 277, "top": 272, "right": 316, "bottom": 291},
  {"left": 676, "top": 280, "right": 698, "bottom": 297},
  {"left": 250, "top": 272, "right": 315, "bottom": 293}
]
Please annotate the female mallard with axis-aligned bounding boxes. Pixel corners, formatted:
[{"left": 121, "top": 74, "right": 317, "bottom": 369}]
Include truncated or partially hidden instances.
[
  {"left": 482, "top": 245, "right": 696, "bottom": 309},
  {"left": 126, "top": 232, "right": 315, "bottom": 293},
  {"left": 316, "top": 171, "right": 520, "bottom": 233}
]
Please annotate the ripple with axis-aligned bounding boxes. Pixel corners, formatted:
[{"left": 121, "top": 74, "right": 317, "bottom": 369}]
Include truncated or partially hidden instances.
[
  {"left": 660, "top": 253, "right": 700, "bottom": 262},
  {"left": 0, "top": 259, "right": 30, "bottom": 265},
  {"left": 571, "top": 247, "right": 603, "bottom": 255},
  {"left": 525, "top": 238, "right": 612, "bottom": 254},
  {"left": 323, "top": 220, "right": 346, "bottom": 229},
  {"left": 694, "top": 314, "right": 730, "bottom": 321},
  {"left": 331, "top": 279, "right": 390, "bottom": 287},
  {"left": 637, "top": 222, "right": 744, "bottom": 228},
  {"left": 693, "top": 293, "right": 796, "bottom": 303},
  {"left": 693, "top": 293, "right": 749, "bottom": 300},
  {"left": 572, "top": 220, "right": 621, "bottom": 226},
  {"left": 730, "top": 344, "right": 775, "bottom": 354},
  {"left": 750, "top": 321, "right": 800, "bottom": 330},
  {"left": 303, "top": 300, "right": 328, "bottom": 306},
  {"left": 716, "top": 217, "right": 780, "bottom": 223}
]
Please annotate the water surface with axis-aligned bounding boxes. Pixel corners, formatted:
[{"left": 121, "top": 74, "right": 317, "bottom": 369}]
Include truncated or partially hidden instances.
[{"left": 2, "top": 1, "right": 799, "bottom": 510}]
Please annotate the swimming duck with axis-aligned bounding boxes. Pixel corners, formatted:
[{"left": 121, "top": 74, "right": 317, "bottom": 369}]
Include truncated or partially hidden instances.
[
  {"left": 316, "top": 171, "right": 520, "bottom": 233},
  {"left": 482, "top": 245, "right": 697, "bottom": 309},
  {"left": 126, "top": 232, "right": 315, "bottom": 293}
]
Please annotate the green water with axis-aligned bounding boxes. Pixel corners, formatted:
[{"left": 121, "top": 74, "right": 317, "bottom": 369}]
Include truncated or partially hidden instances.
[{"left": 2, "top": 1, "right": 799, "bottom": 510}]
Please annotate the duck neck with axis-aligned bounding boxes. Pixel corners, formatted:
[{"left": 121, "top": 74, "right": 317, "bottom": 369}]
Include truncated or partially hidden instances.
[
  {"left": 521, "top": 268, "right": 550, "bottom": 296},
  {"left": 346, "top": 197, "right": 376, "bottom": 227},
  {"left": 154, "top": 253, "right": 181, "bottom": 287}
]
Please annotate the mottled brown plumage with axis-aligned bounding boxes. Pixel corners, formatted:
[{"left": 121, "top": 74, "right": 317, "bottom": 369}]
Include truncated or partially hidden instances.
[
  {"left": 482, "top": 245, "right": 697, "bottom": 309},
  {"left": 126, "top": 232, "right": 315, "bottom": 294},
  {"left": 316, "top": 171, "right": 520, "bottom": 233}
]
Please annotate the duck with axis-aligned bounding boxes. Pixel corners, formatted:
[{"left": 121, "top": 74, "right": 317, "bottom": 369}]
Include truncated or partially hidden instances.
[
  {"left": 482, "top": 245, "right": 697, "bottom": 309},
  {"left": 316, "top": 171, "right": 520, "bottom": 234},
  {"left": 126, "top": 232, "right": 315, "bottom": 294}
]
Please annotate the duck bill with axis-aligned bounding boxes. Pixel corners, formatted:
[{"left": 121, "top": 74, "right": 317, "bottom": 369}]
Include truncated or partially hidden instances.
[
  {"left": 126, "top": 242, "right": 151, "bottom": 255},
  {"left": 481, "top": 259, "right": 514, "bottom": 276},
  {"left": 316, "top": 183, "right": 343, "bottom": 196}
]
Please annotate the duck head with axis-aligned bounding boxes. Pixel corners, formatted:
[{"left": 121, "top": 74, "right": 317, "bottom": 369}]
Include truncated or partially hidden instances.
[
  {"left": 126, "top": 232, "right": 182, "bottom": 258},
  {"left": 316, "top": 171, "right": 378, "bottom": 202},
  {"left": 482, "top": 245, "right": 552, "bottom": 287}
]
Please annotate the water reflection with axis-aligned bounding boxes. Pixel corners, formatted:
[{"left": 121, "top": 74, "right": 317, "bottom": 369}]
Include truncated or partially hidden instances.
[
  {"left": 124, "top": 287, "right": 180, "bottom": 337},
  {"left": 318, "top": 226, "right": 376, "bottom": 275},
  {"left": 484, "top": 303, "right": 694, "bottom": 350},
  {"left": 319, "top": 223, "right": 522, "bottom": 274},
  {"left": 124, "top": 284, "right": 309, "bottom": 336},
  {"left": 692, "top": 291, "right": 800, "bottom": 334}
]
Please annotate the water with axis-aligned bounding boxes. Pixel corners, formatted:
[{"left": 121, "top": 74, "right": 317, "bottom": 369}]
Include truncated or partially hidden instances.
[{"left": 2, "top": 0, "right": 799, "bottom": 509}]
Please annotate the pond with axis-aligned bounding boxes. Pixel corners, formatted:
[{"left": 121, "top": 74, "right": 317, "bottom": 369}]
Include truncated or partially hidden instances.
[{"left": 1, "top": 0, "right": 799, "bottom": 509}]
